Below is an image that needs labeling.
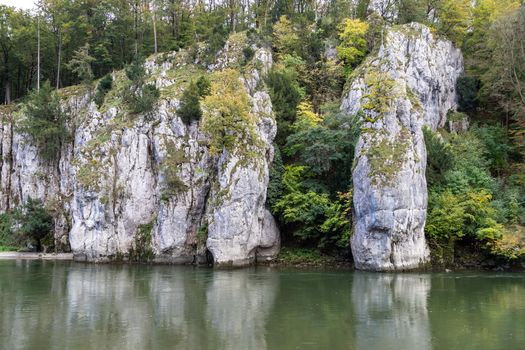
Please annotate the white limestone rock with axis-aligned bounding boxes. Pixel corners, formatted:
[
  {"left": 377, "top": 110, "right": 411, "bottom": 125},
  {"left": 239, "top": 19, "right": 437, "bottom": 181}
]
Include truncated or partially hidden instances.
[
  {"left": 341, "top": 23, "right": 464, "bottom": 271},
  {"left": 0, "top": 36, "right": 280, "bottom": 266}
]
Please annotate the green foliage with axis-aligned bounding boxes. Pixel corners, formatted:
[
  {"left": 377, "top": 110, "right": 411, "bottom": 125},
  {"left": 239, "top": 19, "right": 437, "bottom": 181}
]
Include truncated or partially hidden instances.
[
  {"left": 474, "top": 124, "right": 513, "bottom": 174},
  {"left": 266, "top": 66, "right": 304, "bottom": 145},
  {"left": 0, "top": 199, "right": 55, "bottom": 252},
  {"left": 276, "top": 247, "right": 336, "bottom": 266},
  {"left": 196, "top": 76, "right": 211, "bottom": 97},
  {"left": 273, "top": 165, "right": 352, "bottom": 250},
  {"left": 398, "top": 0, "right": 428, "bottom": 24},
  {"left": 125, "top": 84, "right": 160, "bottom": 114},
  {"left": 197, "top": 224, "right": 208, "bottom": 246},
  {"left": 425, "top": 127, "right": 525, "bottom": 260},
  {"left": 427, "top": 190, "right": 503, "bottom": 242},
  {"left": 456, "top": 76, "right": 480, "bottom": 113},
  {"left": 94, "top": 74, "right": 113, "bottom": 107},
  {"left": 18, "top": 81, "right": 69, "bottom": 163},
  {"left": 125, "top": 56, "right": 146, "bottom": 84},
  {"left": 122, "top": 57, "right": 159, "bottom": 114},
  {"left": 266, "top": 146, "right": 285, "bottom": 210},
  {"left": 336, "top": 18, "right": 369, "bottom": 68},
  {"left": 178, "top": 81, "right": 202, "bottom": 124},
  {"left": 273, "top": 15, "right": 300, "bottom": 57},
  {"left": 424, "top": 127, "right": 455, "bottom": 187},
  {"left": 0, "top": 212, "right": 14, "bottom": 248},
  {"left": 67, "top": 44, "right": 95, "bottom": 85},
  {"left": 129, "top": 220, "right": 155, "bottom": 262},
  {"left": 242, "top": 46, "right": 255, "bottom": 63},
  {"left": 285, "top": 104, "right": 357, "bottom": 191},
  {"left": 178, "top": 76, "right": 211, "bottom": 124},
  {"left": 161, "top": 141, "right": 188, "bottom": 201},
  {"left": 16, "top": 198, "right": 55, "bottom": 251},
  {"left": 201, "top": 69, "right": 261, "bottom": 158},
  {"left": 362, "top": 70, "right": 398, "bottom": 117}
]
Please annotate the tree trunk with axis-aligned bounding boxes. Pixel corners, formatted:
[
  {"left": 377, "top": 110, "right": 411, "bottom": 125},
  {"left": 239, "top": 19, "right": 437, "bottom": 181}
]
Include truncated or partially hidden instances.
[
  {"left": 153, "top": 6, "right": 158, "bottom": 54},
  {"left": 56, "top": 30, "right": 62, "bottom": 90},
  {"left": 37, "top": 14, "right": 41, "bottom": 91}
]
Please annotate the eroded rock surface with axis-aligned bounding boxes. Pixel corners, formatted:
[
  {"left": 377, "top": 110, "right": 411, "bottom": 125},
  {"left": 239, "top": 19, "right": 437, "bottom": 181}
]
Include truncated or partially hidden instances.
[
  {"left": 0, "top": 34, "right": 280, "bottom": 266},
  {"left": 341, "top": 23, "right": 463, "bottom": 271}
]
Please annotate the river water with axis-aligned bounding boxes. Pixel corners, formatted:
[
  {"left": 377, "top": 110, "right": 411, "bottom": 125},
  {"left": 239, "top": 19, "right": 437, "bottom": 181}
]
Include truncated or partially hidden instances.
[{"left": 0, "top": 260, "right": 524, "bottom": 350}]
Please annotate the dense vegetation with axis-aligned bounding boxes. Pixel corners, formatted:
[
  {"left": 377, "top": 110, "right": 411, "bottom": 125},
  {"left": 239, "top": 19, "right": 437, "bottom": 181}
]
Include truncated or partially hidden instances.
[
  {"left": 0, "top": 198, "right": 54, "bottom": 252},
  {"left": 0, "top": 0, "right": 524, "bottom": 264}
]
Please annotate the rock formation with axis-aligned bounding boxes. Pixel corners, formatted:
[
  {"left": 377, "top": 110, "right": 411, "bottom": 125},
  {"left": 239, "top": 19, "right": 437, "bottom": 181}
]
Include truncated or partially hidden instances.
[
  {"left": 0, "top": 33, "right": 280, "bottom": 266},
  {"left": 341, "top": 23, "right": 464, "bottom": 271}
]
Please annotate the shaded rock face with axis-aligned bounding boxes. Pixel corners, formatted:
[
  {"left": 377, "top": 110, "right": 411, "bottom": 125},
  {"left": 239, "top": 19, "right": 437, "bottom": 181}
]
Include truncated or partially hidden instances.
[
  {"left": 341, "top": 23, "right": 463, "bottom": 271},
  {"left": 0, "top": 38, "right": 280, "bottom": 266}
]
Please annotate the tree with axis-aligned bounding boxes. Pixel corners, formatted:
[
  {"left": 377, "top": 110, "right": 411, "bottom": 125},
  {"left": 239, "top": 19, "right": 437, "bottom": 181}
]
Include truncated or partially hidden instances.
[
  {"left": 435, "top": 0, "right": 470, "bottom": 45},
  {"left": 18, "top": 81, "right": 69, "bottom": 163},
  {"left": 14, "top": 198, "right": 54, "bottom": 252},
  {"left": 482, "top": 6, "right": 525, "bottom": 170},
  {"left": 67, "top": 44, "right": 95, "bottom": 85},
  {"left": 273, "top": 15, "right": 300, "bottom": 57},
  {"left": 178, "top": 81, "right": 202, "bottom": 124},
  {"left": 336, "top": 18, "right": 368, "bottom": 68}
]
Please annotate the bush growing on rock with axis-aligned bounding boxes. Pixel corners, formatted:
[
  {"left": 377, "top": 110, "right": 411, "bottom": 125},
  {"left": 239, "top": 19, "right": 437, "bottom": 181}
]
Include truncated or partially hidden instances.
[
  {"left": 94, "top": 74, "right": 113, "bottom": 107},
  {"left": 0, "top": 199, "right": 54, "bottom": 252},
  {"left": 18, "top": 81, "right": 69, "bottom": 163},
  {"left": 122, "top": 57, "right": 160, "bottom": 114},
  {"left": 178, "top": 76, "right": 211, "bottom": 124}
]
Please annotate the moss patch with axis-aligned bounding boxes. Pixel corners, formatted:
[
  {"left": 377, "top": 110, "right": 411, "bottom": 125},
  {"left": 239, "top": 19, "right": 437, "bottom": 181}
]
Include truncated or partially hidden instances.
[
  {"left": 366, "top": 128, "right": 411, "bottom": 186},
  {"left": 160, "top": 140, "right": 189, "bottom": 201},
  {"left": 362, "top": 70, "right": 398, "bottom": 120},
  {"left": 129, "top": 219, "right": 155, "bottom": 262}
]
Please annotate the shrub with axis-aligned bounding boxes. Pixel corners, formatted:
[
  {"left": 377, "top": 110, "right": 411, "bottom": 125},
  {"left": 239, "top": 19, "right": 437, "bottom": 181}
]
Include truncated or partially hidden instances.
[
  {"left": 265, "top": 67, "right": 304, "bottom": 145},
  {"left": 18, "top": 81, "right": 69, "bottom": 163},
  {"left": 129, "top": 221, "right": 154, "bottom": 262},
  {"left": 426, "top": 190, "right": 503, "bottom": 242},
  {"left": 266, "top": 146, "right": 285, "bottom": 210},
  {"left": 242, "top": 46, "right": 255, "bottom": 64},
  {"left": 125, "top": 56, "right": 146, "bottom": 84},
  {"left": 1, "top": 199, "right": 55, "bottom": 252},
  {"left": 126, "top": 84, "right": 160, "bottom": 114},
  {"left": 196, "top": 76, "right": 211, "bottom": 97},
  {"left": 423, "top": 127, "right": 455, "bottom": 187},
  {"left": 474, "top": 124, "right": 513, "bottom": 175},
  {"left": 201, "top": 69, "right": 261, "bottom": 157},
  {"left": 0, "top": 212, "right": 14, "bottom": 248},
  {"left": 94, "top": 74, "right": 113, "bottom": 107},
  {"left": 178, "top": 81, "right": 203, "bottom": 124},
  {"left": 178, "top": 76, "right": 211, "bottom": 124},
  {"left": 272, "top": 165, "right": 352, "bottom": 250}
]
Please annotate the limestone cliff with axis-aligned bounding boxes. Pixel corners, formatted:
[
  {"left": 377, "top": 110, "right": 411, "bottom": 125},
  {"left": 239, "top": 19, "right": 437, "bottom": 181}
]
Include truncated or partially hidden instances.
[
  {"left": 341, "top": 23, "right": 463, "bottom": 271},
  {"left": 0, "top": 33, "right": 280, "bottom": 266}
]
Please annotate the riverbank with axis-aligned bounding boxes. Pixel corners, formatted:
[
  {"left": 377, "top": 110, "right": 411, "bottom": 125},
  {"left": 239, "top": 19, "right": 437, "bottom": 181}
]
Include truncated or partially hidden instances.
[
  {"left": 0, "top": 252, "right": 73, "bottom": 260},
  {"left": 0, "top": 247, "right": 522, "bottom": 272}
]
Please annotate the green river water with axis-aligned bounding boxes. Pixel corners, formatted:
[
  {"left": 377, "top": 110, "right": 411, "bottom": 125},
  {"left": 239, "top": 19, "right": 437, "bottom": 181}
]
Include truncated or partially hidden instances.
[{"left": 0, "top": 260, "right": 524, "bottom": 350}]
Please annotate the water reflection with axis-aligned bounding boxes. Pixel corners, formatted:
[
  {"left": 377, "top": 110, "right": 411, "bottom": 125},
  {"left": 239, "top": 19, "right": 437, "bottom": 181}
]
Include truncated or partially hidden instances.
[
  {"left": 206, "top": 270, "right": 278, "bottom": 349},
  {"left": 0, "top": 261, "right": 278, "bottom": 350},
  {"left": 1, "top": 261, "right": 525, "bottom": 350},
  {"left": 351, "top": 273, "right": 431, "bottom": 350}
]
